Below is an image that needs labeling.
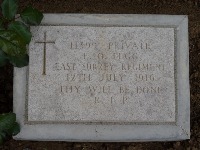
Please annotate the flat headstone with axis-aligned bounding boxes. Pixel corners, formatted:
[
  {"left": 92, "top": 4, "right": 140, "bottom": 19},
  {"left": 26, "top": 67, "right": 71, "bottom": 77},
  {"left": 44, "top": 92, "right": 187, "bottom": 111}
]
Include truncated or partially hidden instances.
[{"left": 14, "top": 14, "right": 190, "bottom": 141}]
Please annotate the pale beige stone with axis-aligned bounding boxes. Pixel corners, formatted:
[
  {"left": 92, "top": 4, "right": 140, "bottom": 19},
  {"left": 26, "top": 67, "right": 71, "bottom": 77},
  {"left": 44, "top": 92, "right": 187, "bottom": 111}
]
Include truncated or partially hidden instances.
[{"left": 28, "top": 26, "right": 175, "bottom": 123}]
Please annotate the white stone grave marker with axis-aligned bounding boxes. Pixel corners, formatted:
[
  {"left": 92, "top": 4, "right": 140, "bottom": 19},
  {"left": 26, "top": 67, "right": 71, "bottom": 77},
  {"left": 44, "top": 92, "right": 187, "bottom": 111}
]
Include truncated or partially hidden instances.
[{"left": 14, "top": 14, "right": 190, "bottom": 141}]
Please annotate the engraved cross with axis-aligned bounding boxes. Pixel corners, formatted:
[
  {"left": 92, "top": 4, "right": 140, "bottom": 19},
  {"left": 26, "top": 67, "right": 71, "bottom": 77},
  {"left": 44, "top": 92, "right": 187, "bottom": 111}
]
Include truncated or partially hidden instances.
[{"left": 35, "top": 31, "right": 55, "bottom": 75}]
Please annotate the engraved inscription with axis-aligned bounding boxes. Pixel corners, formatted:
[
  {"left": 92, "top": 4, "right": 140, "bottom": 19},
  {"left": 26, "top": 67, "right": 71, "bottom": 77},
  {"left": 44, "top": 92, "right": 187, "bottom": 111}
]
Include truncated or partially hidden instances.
[
  {"left": 35, "top": 31, "right": 55, "bottom": 75},
  {"left": 28, "top": 26, "right": 175, "bottom": 123}
]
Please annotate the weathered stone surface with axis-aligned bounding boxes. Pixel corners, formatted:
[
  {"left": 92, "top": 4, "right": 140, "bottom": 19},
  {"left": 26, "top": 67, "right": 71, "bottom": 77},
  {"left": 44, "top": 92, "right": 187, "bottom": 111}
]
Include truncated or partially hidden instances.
[
  {"left": 28, "top": 26, "right": 175, "bottom": 123},
  {"left": 13, "top": 14, "right": 190, "bottom": 141}
]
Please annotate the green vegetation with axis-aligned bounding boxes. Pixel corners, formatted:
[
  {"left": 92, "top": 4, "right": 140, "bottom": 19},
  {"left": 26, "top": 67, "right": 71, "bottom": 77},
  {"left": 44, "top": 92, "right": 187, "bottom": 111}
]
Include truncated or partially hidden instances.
[
  {"left": 0, "top": 113, "right": 20, "bottom": 145},
  {"left": 0, "top": 0, "right": 43, "bottom": 67},
  {"left": 0, "top": 0, "right": 43, "bottom": 144}
]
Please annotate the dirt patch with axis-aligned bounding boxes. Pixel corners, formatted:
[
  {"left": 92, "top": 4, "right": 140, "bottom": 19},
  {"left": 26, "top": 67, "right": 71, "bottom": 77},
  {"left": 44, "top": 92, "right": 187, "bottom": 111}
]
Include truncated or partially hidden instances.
[{"left": 0, "top": 0, "right": 200, "bottom": 149}]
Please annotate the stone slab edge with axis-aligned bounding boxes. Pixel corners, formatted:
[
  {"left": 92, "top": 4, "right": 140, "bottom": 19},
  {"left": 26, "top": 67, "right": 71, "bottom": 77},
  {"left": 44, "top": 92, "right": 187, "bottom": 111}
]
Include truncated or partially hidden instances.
[{"left": 13, "top": 14, "right": 190, "bottom": 142}]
